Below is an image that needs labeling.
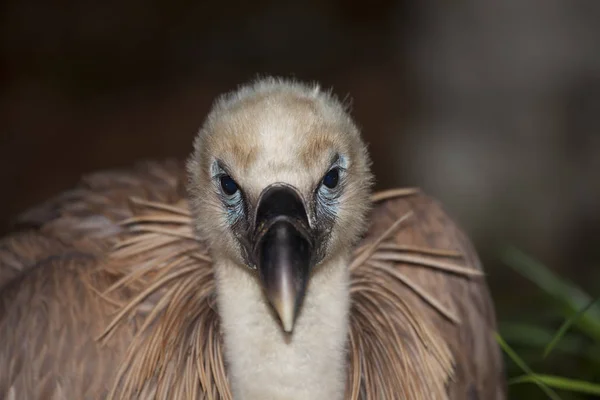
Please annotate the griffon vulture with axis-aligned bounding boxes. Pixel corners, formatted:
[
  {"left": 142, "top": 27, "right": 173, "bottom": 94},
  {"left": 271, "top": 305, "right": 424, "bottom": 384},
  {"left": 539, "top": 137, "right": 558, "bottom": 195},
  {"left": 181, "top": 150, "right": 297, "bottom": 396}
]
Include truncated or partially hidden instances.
[{"left": 0, "top": 78, "right": 505, "bottom": 399}]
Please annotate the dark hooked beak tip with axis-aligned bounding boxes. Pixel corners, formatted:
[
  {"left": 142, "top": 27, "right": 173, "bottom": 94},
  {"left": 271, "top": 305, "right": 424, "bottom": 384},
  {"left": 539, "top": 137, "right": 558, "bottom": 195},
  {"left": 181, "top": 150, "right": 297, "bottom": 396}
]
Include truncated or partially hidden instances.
[
  {"left": 257, "top": 219, "right": 311, "bottom": 332},
  {"left": 253, "top": 184, "right": 313, "bottom": 333}
]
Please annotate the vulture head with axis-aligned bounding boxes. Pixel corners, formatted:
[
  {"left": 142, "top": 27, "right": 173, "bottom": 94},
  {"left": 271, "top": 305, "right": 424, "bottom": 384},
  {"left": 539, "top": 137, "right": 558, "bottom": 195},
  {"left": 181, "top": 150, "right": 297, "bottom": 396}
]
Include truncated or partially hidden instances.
[{"left": 186, "top": 78, "right": 373, "bottom": 398}]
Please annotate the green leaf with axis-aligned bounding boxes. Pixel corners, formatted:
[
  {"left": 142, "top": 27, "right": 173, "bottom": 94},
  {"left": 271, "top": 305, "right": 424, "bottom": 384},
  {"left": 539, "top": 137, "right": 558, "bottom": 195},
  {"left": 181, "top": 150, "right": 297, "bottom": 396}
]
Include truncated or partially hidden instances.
[
  {"left": 499, "top": 322, "right": 580, "bottom": 356},
  {"left": 502, "top": 247, "right": 600, "bottom": 342},
  {"left": 495, "top": 333, "right": 562, "bottom": 400},
  {"left": 509, "top": 374, "right": 600, "bottom": 396},
  {"left": 544, "top": 296, "right": 600, "bottom": 358}
]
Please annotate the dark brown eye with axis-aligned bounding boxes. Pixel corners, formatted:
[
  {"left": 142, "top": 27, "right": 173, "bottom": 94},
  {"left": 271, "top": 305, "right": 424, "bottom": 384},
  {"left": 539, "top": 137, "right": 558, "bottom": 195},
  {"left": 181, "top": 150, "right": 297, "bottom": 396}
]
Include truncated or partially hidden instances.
[
  {"left": 220, "top": 175, "right": 239, "bottom": 196},
  {"left": 322, "top": 168, "right": 339, "bottom": 189}
]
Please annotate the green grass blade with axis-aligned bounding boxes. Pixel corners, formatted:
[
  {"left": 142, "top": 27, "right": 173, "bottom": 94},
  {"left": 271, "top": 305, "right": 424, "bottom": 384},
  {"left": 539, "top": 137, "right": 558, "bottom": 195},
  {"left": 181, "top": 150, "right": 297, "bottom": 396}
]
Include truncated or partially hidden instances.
[
  {"left": 500, "top": 322, "right": 580, "bottom": 356},
  {"left": 495, "top": 333, "right": 562, "bottom": 400},
  {"left": 502, "top": 247, "right": 600, "bottom": 342},
  {"left": 509, "top": 374, "right": 600, "bottom": 396},
  {"left": 544, "top": 296, "right": 600, "bottom": 358}
]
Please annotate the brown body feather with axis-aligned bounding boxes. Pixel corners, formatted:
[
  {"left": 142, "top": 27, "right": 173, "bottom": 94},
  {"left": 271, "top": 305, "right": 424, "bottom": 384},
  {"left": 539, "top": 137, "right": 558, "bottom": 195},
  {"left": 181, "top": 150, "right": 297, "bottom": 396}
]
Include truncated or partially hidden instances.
[{"left": 0, "top": 161, "right": 505, "bottom": 399}]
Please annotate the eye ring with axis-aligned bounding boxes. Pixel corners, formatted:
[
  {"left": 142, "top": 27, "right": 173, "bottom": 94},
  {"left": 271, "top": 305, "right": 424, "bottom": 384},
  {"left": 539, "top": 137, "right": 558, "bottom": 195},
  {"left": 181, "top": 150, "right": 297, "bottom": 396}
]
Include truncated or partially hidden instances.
[
  {"left": 220, "top": 175, "right": 239, "bottom": 196},
  {"left": 322, "top": 168, "right": 340, "bottom": 189}
]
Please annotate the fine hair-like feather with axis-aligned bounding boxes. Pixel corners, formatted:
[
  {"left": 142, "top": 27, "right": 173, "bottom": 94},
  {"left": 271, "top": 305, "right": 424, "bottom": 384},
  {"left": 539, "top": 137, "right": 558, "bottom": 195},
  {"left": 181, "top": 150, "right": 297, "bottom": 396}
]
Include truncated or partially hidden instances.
[{"left": 0, "top": 161, "right": 505, "bottom": 399}]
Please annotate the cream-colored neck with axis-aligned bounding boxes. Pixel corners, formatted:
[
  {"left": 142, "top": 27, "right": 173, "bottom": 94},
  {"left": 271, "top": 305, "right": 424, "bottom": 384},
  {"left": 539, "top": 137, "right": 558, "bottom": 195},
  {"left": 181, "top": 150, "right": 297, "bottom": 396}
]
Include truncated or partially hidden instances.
[{"left": 214, "top": 255, "right": 350, "bottom": 400}]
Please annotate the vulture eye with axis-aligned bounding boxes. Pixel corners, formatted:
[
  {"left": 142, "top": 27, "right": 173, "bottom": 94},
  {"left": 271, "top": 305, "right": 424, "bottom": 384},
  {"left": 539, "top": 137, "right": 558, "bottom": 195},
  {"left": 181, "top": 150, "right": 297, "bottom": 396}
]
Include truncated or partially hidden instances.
[
  {"left": 220, "top": 175, "right": 239, "bottom": 196},
  {"left": 322, "top": 168, "right": 339, "bottom": 189}
]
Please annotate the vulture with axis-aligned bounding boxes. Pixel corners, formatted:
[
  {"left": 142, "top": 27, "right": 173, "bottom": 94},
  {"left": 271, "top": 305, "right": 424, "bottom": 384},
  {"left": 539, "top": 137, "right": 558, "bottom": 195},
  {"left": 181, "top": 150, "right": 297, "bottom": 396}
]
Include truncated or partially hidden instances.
[{"left": 0, "top": 78, "right": 505, "bottom": 400}]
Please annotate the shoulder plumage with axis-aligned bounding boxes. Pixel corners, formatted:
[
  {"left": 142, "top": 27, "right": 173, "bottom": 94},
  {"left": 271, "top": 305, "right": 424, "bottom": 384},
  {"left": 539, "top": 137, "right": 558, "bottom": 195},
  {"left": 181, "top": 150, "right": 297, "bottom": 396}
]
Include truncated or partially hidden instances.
[
  {"left": 96, "top": 168, "right": 503, "bottom": 399},
  {"left": 1, "top": 160, "right": 504, "bottom": 399}
]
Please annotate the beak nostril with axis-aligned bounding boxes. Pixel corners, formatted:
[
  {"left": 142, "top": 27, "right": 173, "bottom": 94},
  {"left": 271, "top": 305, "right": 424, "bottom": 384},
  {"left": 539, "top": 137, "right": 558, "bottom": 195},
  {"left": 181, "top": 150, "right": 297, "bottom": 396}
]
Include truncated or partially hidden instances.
[{"left": 254, "top": 184, "right": 308, "bottom": 231}]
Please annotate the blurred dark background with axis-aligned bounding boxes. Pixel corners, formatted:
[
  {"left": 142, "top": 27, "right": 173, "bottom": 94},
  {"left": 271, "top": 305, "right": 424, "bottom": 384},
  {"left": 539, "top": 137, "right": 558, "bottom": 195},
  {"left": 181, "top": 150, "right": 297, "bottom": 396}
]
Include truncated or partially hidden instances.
[{"left": 1, "top": 0, "right": 599, "bottom": 397}]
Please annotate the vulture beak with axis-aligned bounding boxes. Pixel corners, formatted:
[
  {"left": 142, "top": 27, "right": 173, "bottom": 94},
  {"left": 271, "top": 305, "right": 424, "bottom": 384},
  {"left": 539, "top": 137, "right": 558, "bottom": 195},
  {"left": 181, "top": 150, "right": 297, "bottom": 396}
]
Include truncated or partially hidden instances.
[{"left": 253, "top": 184, "right": 314, "bottom": 333}]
